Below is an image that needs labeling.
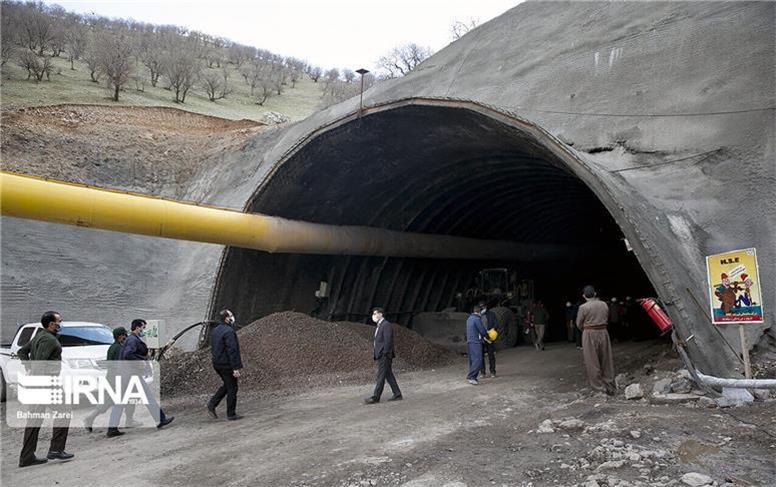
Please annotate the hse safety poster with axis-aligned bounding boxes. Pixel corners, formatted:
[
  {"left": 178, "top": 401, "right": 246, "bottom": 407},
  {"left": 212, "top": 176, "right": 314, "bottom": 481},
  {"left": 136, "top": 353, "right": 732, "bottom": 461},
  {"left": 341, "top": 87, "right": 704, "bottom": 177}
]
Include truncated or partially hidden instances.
[
  {"left": 705, "top": 248, "right": 764, "bottom": 324},
  {"left": 142, "top": 319, "right": 163, "bottom": 348}
]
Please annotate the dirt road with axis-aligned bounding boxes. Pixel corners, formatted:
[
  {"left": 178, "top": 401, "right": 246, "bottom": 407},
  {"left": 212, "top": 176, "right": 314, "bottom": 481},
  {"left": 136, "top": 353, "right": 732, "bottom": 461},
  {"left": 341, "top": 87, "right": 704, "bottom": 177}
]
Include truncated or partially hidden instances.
[{"left": 2, "top": 342, "right": 774, "bottom": 486}]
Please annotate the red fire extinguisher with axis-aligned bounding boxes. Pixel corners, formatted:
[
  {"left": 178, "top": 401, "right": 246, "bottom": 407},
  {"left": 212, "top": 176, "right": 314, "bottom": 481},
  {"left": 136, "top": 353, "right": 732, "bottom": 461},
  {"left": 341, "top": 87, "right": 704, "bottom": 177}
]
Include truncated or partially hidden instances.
[{"left": 638, "top": 298, "right": 673, "bottom": 336}]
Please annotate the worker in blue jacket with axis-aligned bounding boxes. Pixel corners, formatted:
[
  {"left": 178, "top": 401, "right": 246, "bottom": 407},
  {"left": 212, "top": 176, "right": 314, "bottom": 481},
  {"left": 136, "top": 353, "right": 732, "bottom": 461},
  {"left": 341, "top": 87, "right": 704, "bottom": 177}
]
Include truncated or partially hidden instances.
[{"left": 466, "top": 305, "right": 488, "bottom": 385}]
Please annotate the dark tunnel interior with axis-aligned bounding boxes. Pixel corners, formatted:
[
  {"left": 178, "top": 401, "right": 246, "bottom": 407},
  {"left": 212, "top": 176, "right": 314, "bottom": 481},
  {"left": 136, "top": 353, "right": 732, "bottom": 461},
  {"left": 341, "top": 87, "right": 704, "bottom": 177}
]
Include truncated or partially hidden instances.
[{"left": 212, "top": 105, "right": 659, "bottom": 342}]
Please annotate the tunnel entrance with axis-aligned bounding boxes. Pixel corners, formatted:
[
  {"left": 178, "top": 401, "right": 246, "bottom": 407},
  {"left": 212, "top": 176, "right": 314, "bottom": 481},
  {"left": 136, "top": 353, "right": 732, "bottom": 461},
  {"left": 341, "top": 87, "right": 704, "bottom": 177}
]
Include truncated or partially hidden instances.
[{"left": 211, "top": 101, "right": 660, "bottom": 344}]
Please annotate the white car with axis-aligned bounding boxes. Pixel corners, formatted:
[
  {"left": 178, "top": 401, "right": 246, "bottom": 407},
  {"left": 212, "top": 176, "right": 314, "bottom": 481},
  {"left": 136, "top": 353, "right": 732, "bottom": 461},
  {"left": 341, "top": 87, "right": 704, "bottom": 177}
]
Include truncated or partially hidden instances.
[{"left": 0, "top": 321, "right": 113, "bottom": 402}]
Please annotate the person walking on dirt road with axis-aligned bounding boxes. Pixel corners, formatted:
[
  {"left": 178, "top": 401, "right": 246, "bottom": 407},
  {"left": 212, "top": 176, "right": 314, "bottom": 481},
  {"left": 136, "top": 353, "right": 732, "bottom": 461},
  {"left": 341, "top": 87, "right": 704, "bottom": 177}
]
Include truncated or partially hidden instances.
[
  {"left": 118, "top": 319, "right": 175, "bottom": 429},
  {"left": 207, "top": 309, "right": 244, "bottom": 420},
  {"left": 576, "top": 286, "right": 616, "bottom": 395},
  {"left": 17, "top": 311, "right": 74, "bottom": 468},
  {"left": 466, "top": 305, "right": 488, "bottom": 385},
  {"left": 532, "top": 301, "right": 549, "bottom": 351},
  {"left": 365, "top": 308, "right": 402, "bottom": 404}
]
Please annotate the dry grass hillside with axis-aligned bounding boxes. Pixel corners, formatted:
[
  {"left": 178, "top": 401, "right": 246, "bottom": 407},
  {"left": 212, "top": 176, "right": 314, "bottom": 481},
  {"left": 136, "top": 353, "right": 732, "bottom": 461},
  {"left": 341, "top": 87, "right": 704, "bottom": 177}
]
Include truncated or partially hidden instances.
[{"left": 1, "top": 55, "right": 325, "bottom": 122}]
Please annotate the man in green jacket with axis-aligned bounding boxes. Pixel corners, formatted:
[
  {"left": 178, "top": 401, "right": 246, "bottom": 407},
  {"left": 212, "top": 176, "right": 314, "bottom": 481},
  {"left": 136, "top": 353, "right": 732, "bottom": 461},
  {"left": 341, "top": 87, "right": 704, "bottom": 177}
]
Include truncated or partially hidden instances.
[{"left": 17, "top": 311, "right": 75, "bottom": 467}]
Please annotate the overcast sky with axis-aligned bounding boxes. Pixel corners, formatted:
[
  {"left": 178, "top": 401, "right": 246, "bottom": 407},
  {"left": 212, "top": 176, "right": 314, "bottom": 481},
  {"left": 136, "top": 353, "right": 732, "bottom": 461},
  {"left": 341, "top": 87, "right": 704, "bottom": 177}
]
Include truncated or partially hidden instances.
[{"left": 43, "top": 0, "right": 520, "bottom": 71}]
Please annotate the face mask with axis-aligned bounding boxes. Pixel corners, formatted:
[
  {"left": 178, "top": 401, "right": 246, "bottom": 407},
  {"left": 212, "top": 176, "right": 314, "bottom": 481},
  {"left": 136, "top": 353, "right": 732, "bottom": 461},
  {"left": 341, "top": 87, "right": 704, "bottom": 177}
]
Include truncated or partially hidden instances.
[
  {"left": 226, "top": 316, "right": 235, "bottom": 325},
  {"left": 139, "top": 330, "right": 146, "bottom": 337},
  {"left": 372, "top": 314, "right": 380, "bottom": 324},
  {"left": 52, "top": 325, "right": 61, "bottom": 335}
]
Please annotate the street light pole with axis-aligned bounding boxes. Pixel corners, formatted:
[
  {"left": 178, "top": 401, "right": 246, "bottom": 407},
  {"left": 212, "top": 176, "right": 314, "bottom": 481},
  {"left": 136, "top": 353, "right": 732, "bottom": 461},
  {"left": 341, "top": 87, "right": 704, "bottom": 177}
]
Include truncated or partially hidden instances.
[{"left": 356, "top": 68, "right": 369, "bottom": 117}]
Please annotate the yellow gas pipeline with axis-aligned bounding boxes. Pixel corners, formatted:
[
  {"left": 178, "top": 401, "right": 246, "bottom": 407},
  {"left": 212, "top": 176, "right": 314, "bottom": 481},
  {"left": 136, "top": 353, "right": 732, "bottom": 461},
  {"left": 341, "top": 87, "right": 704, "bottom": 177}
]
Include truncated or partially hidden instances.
[{"left": 0, "top": 171, "right": 570, "bottom": 260}]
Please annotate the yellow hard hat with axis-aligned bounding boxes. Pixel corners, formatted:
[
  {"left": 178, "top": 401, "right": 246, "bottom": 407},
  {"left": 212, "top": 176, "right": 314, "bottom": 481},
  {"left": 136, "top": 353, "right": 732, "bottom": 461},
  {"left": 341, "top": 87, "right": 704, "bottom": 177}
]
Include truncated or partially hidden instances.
[{"left": 485, "top": 328, "right": 498, "bottom": 343}]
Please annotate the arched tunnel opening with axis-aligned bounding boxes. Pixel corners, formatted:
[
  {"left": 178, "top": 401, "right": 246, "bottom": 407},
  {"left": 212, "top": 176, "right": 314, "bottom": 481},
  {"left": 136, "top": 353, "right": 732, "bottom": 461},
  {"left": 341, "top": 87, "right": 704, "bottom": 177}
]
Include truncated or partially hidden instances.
[{"left": 211, "top": 102, "right": 661, "bottom": 347}]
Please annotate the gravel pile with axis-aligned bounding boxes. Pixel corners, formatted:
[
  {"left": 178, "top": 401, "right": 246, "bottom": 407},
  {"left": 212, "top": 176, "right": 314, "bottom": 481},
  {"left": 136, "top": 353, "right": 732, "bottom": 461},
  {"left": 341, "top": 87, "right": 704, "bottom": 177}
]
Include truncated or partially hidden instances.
[
  {"left": 161, "top": 312, "right": 456, "bottom": 397},
  {"left": 337, "top": 321, "right": 456, "bottom": 369}
]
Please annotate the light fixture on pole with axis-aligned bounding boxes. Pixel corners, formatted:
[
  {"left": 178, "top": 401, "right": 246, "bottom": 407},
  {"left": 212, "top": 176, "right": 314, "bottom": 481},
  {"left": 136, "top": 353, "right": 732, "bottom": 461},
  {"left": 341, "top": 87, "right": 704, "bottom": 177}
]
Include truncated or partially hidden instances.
[{"left": 356, "top": 68, "right": 369, "bottom": 117}]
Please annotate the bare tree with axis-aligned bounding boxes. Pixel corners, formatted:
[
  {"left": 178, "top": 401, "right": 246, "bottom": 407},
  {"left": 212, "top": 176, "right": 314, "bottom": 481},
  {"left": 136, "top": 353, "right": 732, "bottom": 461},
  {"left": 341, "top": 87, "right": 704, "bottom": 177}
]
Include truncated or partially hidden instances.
[
  {"left": 163, "top": 46, "right": 201, "bottom": 103},
  {"left": 18, "top": 2, "right": 54, "bottom": 55},
  {"left": 1, "top": 7, "right": 19, "bottom": 67},
  {"left": 451, "top": 18, "right": 479, "bottom": 40},
  {"left": 47, "top": 4, "right": 67, "bottom": 57},
  {"left": 227, "top": 43, "right": 254, "bottom": 68},
  {"left": 324, "top": 68, "right": 340, "bottom": 83},
  {"left": 285, "top": 57, "right": 305, "bottom": 88},
  {"left": 270, "top": 63, "right": 285, "bottom": 95},
  {"left": 64, "top": 15, "right": 88, "bottom": 70},
  {"left": 255, "top": 77, "right": 273, "bottom": 106},
  {"left": 376, "top": 43, "right": 433, "bottom": 78},
  {"left": 342, "top": 68, "right": 356, "bottom": 84},
  {"left": 307, "top": 65, "right": 322, "bottom": 83},
  {"left": 83, "top": 37, "right": 101, "bottom": 82},
  {"left": 321, "top": 73, "right": 375, "bottom": 108},
  {"left": 16, "top": 49, "right": 52, "bottom": 82},
  {"left": 141, "top": 45, "right": 164, "bottom": 87},
  {"left": 201, "top": 67, "right": 231, "bottom": 101},
  {"left": 96, "top": 33, "right": 135, "bottom": 101}
]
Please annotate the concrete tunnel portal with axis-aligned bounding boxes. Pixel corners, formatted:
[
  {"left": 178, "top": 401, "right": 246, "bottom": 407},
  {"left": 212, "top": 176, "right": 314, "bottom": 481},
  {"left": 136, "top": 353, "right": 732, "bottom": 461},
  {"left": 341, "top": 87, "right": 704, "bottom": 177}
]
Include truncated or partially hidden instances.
[{"left": 211, "top": 100, "right": 659, "bottom": 342}]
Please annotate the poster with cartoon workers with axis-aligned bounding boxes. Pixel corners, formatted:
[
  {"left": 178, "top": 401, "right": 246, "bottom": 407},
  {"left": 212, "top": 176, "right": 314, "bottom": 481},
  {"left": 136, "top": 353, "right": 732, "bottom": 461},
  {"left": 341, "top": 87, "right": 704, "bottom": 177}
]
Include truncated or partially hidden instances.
[{"left": 706, "top": 248, "right": 764, "bottom": 324}]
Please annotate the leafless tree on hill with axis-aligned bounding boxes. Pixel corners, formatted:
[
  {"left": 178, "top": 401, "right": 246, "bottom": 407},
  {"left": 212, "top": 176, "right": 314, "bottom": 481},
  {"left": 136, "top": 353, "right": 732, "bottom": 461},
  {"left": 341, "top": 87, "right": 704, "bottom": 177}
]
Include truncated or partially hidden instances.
[
  {"left": 342, "top": 68, "right": 356, "bottom": 84},
  {"left": 17, "top": 2, "right": 54, "bottom": 55},
  {"left": 320, "top": 72, "right": 375, "bottom": 108},
  {"left": 201, "top": 67, "right": 232, "bottom": 101},
  {"left": 376, "top": 43, "right": 432, "bottom": 78},
  {"left": 451, "top": 18, "right": 479, "bottom": 41},
  {"left": 228, "top": 44, "right": 253, "bottom": 68},
  {"left": 306, "top": 65, "right": 322, "bottom": 83},
  {"left": 1, "top": 9, "right": 19, "bottom": 66},
  {"left": 286, "top": 58, "right": 306, "bottom": 88},
  {"left": 16, "top": 49, "right": 52, "bottom": 82},
  {"left": 163, "top": 45, "right": 201, "bottom": 103},
  {"left": 255, "top": 77, "right": 273, "bottom": 106},
  {"left": 64, "top": 14, "right": 88, "bottom": 70},
  {"left": 47, "top": 4, "right": 67, "bottom": 57},
  {"left": 140, "top": 45, "right": 164, "bottom": 87},
  {"left": 96, "top": 32, "right": 135, "bottom": 101},
  {"left": 83, "top": 37, "right": 101, "bottom": 82}
]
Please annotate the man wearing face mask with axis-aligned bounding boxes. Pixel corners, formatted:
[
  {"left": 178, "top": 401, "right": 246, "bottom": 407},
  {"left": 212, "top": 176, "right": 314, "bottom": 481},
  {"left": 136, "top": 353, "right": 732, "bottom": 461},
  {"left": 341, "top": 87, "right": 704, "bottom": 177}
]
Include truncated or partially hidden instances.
[
  {"left": 207, "top": 309, "right": 243, "bottom": 420},
  {"left": 17, "top": 311, "right": 74, "bottom": 467},
  {"left": 84, "top": 326, "right": 138, "bottom": 435},
  {"left": 118, "top": 319, "right": 174, "bottom": 429},
  {"left": 364, "top": 307, "right": 402, "bottom": 404}
]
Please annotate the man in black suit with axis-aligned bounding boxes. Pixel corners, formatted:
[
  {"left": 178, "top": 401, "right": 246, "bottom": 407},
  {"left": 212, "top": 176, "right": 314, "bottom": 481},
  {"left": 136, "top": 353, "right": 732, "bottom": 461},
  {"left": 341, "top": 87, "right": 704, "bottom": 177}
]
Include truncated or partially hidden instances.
[{"left": 364, "top": 307, "right": 402, "bottom": 404}]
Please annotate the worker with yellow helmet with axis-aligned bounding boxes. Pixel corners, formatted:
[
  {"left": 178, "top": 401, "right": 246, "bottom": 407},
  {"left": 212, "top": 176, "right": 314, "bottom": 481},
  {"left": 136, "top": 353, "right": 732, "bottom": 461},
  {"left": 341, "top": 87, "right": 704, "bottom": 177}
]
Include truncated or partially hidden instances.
[{"left": 478, "top": 302, "right": 499, "bottom": 378}]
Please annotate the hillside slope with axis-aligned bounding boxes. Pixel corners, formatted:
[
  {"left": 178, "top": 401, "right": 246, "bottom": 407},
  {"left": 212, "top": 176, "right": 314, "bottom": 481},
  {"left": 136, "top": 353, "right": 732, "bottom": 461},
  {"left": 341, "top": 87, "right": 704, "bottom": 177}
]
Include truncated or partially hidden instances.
[{"left": 1, "top": 55, "right": 324, "bottom": 122}]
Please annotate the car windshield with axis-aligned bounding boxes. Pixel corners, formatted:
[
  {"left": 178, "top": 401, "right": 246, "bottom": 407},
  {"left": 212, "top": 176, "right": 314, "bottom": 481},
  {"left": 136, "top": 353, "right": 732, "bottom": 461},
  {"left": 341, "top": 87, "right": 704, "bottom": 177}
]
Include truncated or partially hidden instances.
[{"left": 58, "top": 326, "right": 113, "bottom": 347}]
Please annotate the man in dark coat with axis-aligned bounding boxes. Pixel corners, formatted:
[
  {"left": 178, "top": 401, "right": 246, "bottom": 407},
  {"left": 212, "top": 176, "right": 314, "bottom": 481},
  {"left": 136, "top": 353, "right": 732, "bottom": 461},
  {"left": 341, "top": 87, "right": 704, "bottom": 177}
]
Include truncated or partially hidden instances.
[
  {"left": 207, "top": 309, "right": 244, "bottom": 420},
  {"left": 115, "top": 319, "right": 174, "bottom": 429},
  {"left": 364, "top": 307, "right": 402, "bottom": 404},
  {"left": 17, "top": 311, "right": 73, "bottom": 467}
]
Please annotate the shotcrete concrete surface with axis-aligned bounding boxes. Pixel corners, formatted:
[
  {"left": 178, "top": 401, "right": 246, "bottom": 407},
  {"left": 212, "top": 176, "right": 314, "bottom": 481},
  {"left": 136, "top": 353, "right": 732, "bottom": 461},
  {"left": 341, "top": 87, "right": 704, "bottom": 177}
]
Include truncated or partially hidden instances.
[{"left": 1, "top": 2, "right": 774, "bottom": 374}]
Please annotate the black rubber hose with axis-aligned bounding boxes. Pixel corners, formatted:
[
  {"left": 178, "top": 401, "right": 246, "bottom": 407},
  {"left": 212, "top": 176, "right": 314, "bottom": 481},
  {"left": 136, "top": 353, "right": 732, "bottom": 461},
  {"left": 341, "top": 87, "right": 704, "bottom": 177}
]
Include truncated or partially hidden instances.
[{"left": 155, "top": 320, "right": 216, "bottom": 361}]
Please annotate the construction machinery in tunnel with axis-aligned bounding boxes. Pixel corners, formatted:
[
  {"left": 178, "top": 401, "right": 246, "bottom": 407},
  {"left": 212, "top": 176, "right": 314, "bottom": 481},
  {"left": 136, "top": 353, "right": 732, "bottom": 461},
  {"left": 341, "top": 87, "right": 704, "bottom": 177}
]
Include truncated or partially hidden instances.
[{"left": 210, "top": 102, "right": 659, "bottom": 347}]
